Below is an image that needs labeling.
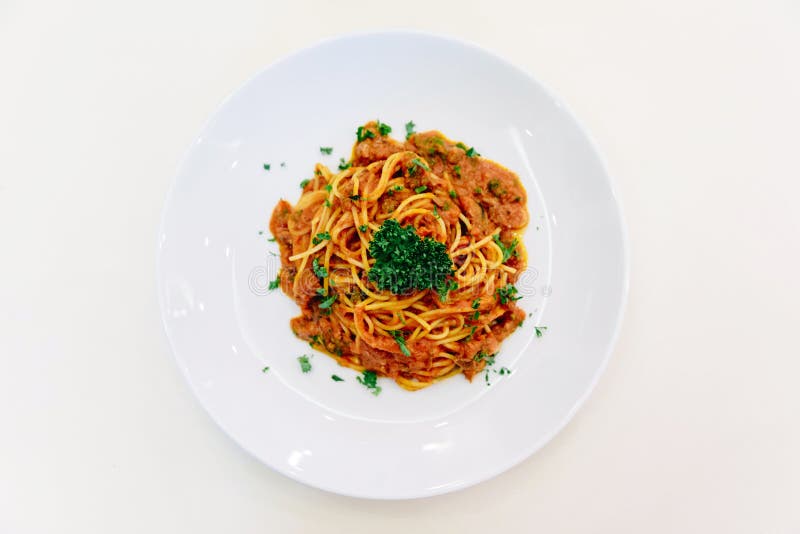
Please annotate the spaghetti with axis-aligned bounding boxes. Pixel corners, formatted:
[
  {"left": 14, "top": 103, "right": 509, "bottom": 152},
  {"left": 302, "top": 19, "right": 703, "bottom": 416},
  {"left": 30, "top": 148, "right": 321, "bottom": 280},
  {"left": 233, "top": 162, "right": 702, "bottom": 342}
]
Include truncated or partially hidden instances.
[{"left": 269, "top": 121, "right": 529, "bottom": 390}]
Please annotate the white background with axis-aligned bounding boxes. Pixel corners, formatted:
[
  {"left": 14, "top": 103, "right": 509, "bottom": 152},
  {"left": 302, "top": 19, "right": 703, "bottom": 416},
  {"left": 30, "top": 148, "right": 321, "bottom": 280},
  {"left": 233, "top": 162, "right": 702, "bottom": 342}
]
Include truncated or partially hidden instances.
[{"left": 2, "top": 0, "right": 799, "bottom": 532}]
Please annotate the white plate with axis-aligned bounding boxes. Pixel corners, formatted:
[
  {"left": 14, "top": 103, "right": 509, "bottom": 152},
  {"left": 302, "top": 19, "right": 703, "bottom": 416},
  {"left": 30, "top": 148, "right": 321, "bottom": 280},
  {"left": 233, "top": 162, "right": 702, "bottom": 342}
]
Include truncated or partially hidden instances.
[{"left": 157, "top": 31, "right": 628, "bottom": 499}]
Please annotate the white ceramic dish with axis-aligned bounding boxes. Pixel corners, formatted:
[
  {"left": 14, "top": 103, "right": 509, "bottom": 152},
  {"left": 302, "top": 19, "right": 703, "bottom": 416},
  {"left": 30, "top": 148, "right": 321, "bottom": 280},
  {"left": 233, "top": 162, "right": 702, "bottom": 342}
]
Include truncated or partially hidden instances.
[{"left": 157, "top": 31, "right": 628, "bottom": 499}]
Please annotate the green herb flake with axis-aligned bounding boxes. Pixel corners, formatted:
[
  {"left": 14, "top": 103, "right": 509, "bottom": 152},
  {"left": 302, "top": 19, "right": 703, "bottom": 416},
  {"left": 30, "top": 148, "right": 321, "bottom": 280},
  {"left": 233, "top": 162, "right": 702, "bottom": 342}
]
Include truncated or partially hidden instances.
[
  {"left": 474, "top": 187, "right": 483, "bottom": 194},
  {"left": 319, "top": 293, "right": 337, "bottom": 309},
  {"left": 309, "top": 334, "right": 322, "bottom": 347},
  {"left": 498, "top": 367, "right": 512, "bottom": 375},
  {"left": 316, "top": 287, "right": 327, "bottom": 297},
  {"left": 465, "top": 147, "right": 479, "bottom": 158},
  {"left": 338, "top": 158, "right": 352, "bottom": 171},
  {"left": 263, "top": 163, "right": 271, "bottom": 171},
  {"left": 453, "top": 165, "right": 461, "bottom": 178},
  {"left": 357, "top": 370, "right": 382, "bottom": 395},
  {"left": 267, "top": 236, "right": 276, "bottom": 242},
  {"left": 414, "top": 185, "right": 428, "bottom": 194},
  {"left": 432, "top": 205, "right": 439, "bottom": 219},
  {"left": 300, "top": 179, "right": 310, "bottom": 189},
  {"left": 359, "top": 224, "right": 368, "bottom": 232},
  {"left": 408, "top": 158, "right": 430, "bottom": 176},
  {"left": 324, "top": 199, "right": 332, "bottom": 207},
  {"left": 325, "top": 184, "right": 333, "bottom": 192},
  {"left": 449, "top": 190, "right": 457, "bottom": 199},
  {"left": 349, "top": 194, "right": 361, "bottom": 201},
  {"left": 496, "top": 284, "right": 522, "bottom": 304},
  {"left": 388, "top": 330, "right": 411, "bottom": 357},
  {"left": 298, "top": 355, "right": 312, "bottom": 373},
  {"left": 493, "top": 234, "right": 519, "bottom": 263},
  {"left": 331, "top": 374, "right": 344, "bottom": 382},
  {"left": 312, "top": 257, "right": 328, "bottom": 279},
  {"left": 268, "top": 275, "right": 281, "bottom": 291},
  {"left": 262, "top": 366, "right": 270, "bottom": 373},
  {"left": 320, "top": 147, "right": 333, "bottom": 155},
  {"left": 405, "top": 120, "right": 416, "bottom": 139},
  {"left": 472, "top": 310, "right": 480, "bottom": 321},
  {"left": 356, "top": 125, "right": 376, "bottom": 142},
  {"left": 312, "top": 231, "right": 331, "bottom": 245},
  {"left": 377, "top": 120, "right": 392, "bottom": 136},
  {"left": 535, "top": 326, "right": 548, "bottom": 338}
]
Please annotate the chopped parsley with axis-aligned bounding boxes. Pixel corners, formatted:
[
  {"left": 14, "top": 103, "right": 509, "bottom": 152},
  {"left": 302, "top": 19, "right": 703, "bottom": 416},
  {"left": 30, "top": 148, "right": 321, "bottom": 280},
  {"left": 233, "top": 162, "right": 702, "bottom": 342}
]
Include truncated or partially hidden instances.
[
  {"left": 356, "top": 125, "right": 375, "bottom": 142},
  {"left": 493, "top": 234, "right": 519, "bottom": 263},
  {"left": 324, "top": 199, "right": 331, "bottom": 207},
  {"left": 473, "top": 351, "right": 496, "bottom": 366},
  {"left": 449, "top": 190, "right": 457, "bottom": 199},
  {"left": 367, "top": 219, "right": 455, "bottom": 297},
  {"left": 473, "top": 187, "right": 483, "bottom": 194},
  {"left": 389, "top": 330, "right": 411, "bottom": 357},
  {"left": 268, "top": 275, "right": 280, "bottom": 291},
  {"left": 472, "top": 299, "right": 481, "bottom": 309},
  {"left": 463, "top": 325, "right": 478, "bottom": 342},
  {"left": 414, "top": 185, "right": 428, "bottom": 194},
  {"left": 331, "top": 374, "right": 344, "bottom": 382},
  {"left": 408, "top": 158, "right": 430, "bottom": 176},
  {"left": 496, "top": 284, "right": 522, "bottom": 304},
  {"left": 377, "top": 120, "right": 392, "bottom": 136},
  {"left": 349, "top": 194, "right": 361, "bottom": 201},
  {"left": 300, "top": 179, "right": 310, "bottom": 189},
  {"left": 309, "top": 334, "right": 322, "bottom": 347},
  {"left": 319, "top": 146, "right": 333, "bottom": 155},
  {"left": 498, "top": 367, "right": 511, "bottom": 375},
  {"left": 312, "top": 231, "right": 331, "bottom": 245},
  {"left": 453, "top": 165, "right": 461, "bottom": 178},
  {"left": 357, "top": 370, "right": 382, "bottom": 395},
  {"left": 297, "top": 355, "right": 312, "bottom": 373},
  {"left": 263, "top": 163, "right": 271, "bottom": 171},
  {"left": 318, "top": 293, "right": 337, "bottom": 309},
  {"left": 471, "top": 310, "right": 480, "bottom": 320},
  {"left": 535, "top": 326, "right": 548, "bottom": 338},
  {"left": 359, "top": 224, "right": 368, "bottom": 232},
  {"left": 432, "top": 205, "right": 439, "bottom": 219},
  {"left": 338, "top": 158, "right": 351, "bottom": 171},
  {"left": 262, "top": 366, "right": 270, "bottom": 373},
  {"left": 316, "top": 287, "right": 327, "bottom": 297},
  {"left": 312, "top": 257, "right": 328, "bottom": 279},
  {"left": 437, "top": 279, "right": 458, "bottom": 302},
  {"left": 405, "top": 120, "right": 416, "bottom": 139},
  {"left": 267, "top": 236, "right": 276, "bottom": 242},
  {"left": 324, "top": 184, "right": 332, "bottom": 192}
]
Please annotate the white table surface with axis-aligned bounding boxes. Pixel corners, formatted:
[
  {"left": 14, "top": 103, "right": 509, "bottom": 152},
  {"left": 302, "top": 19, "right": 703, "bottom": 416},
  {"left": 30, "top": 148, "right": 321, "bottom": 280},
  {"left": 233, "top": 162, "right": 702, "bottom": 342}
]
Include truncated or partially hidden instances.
[{"left": 2, "top": 1, "right": 799, "bottom": 532}]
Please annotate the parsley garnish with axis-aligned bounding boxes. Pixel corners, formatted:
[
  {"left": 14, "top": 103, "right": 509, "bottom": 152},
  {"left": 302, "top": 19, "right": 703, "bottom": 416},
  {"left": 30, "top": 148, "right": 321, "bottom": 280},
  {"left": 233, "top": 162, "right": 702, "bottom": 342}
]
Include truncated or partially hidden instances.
[
  {"left": 405, "top": 120, "right": 416, "bottom": 139},
  {"left": 356, "top": 125, "right": 375, "bottom": 142},
  {"left": 453, "top": 165, "right": 461, "bottom": 178},
  {"left": 449, "top": 190, "right": 457, "bottom": 199},
  {"left": 316, "top": 287, "right": 327, "bottom": 297},
  {"left": 408, "top": 158, "right": 430, "bottom": 176},
  {"left": 263, "top": 163, "right": 271, "bottom": 171},
  {"left": 498, "top": 367, "right": 511, "bottom": 375},
  {"left": 312, "top": 257, "right": 328, "bottom": 279},
  {"left": 377, "top": 120, "right": 392, "bottom": 136},
  {"left": 493, "top": 234, "right": 519, "bottom": 263},
  {"left": 324, "top": 184, "right": 332, "bottom": 192},
  {"left": 359, "top": 224, "right": 368, "bottom": 232},
  {"left": 297, "top": 355, "right": 312, "bottom": 373},
  {"left": 414, "top": 185, "right": 428, "bottom": 194},
  {"left": 267, "top": 236, "right": 276, "bottom": 242},
  {"left": 338, "top": 158, "right": 351, "bottom": 171},
  {"left": 309, "top": 334, "right": 322, "bottom": 347},
  {"left": 318, "top": 293, "right": 337, "bottom": 309},
  {"left": 367, "top": 219, "right": 455, "bottom": 297},
  {"left": 472, "top": 310, "right": 480, "bottom": 320},
  {"left": 474, "top": 187, "right": 483, "bottom": 194},
  {"left": 262, "top": 366, "right": 270, "bottom": 373},
  {"left": 432, "top": 205, "right": 439, "bottom": 219},
  {"left": 472, "top": 299, "right": 480, "bottom": 309},
  {"left": 496, "top": 284, "right": 521, "bottom": 304},
  {"left": 466, "top": 147, "right": 479, "bottom": 157},
  {"left": 312, "top": 231, "right": 331, "bottom": 245},
  {"left": 389, "top": 330, "right": 411, "bottom": 357},
  {"left": 463, "top": 325, "right": 478, "bottom": 342},
  {"left": 331, "top": 374, "right": 344, "bottom": 382},
  {"left": 300, "top": 179, "right": 310, "bottom": 188},
  {"left": 349, "top": 194, "right": 361, "bottom": 201},
  {"left": 324, "top": 199, "right": 331, "bottom": 207},
  {"left": 437, "top": 279, "right": 458, "bottom": 302},
  {"left": 357, "top": 370, "right": 382, "bottom": 396},
  {"left": 320, "top": 146, "right": 333, "bottom": 155},
  {"left": 268, "top": 275, "right": 280, "bottom": 291},
  {"left": 535, "top": 326, "right": 548, "bottom": 338}
]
